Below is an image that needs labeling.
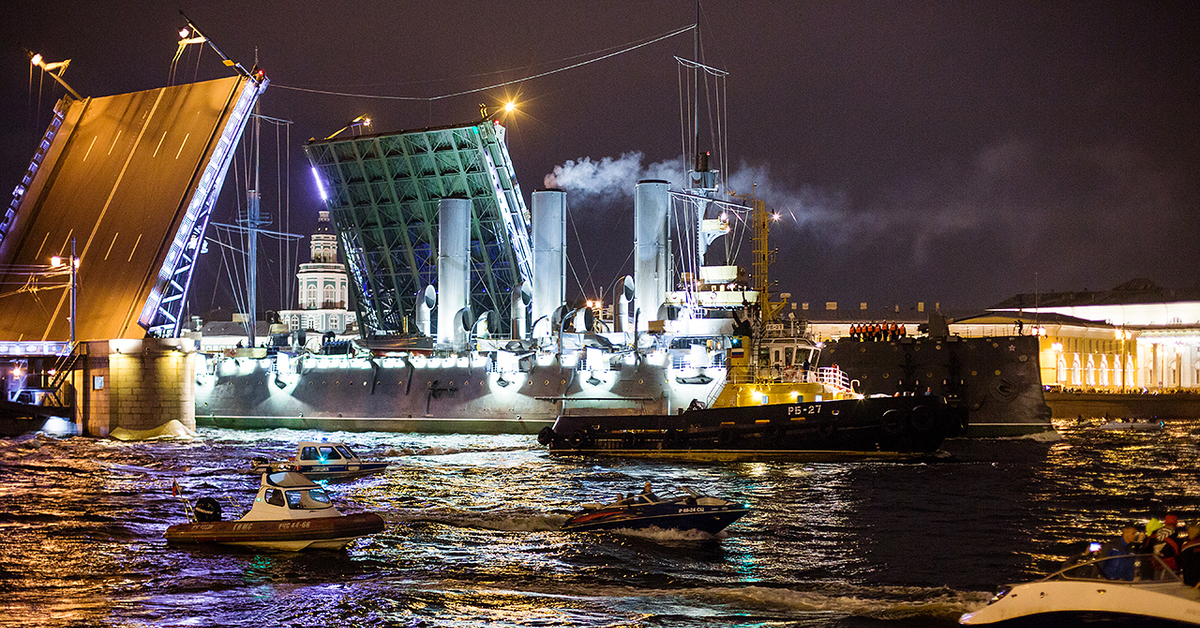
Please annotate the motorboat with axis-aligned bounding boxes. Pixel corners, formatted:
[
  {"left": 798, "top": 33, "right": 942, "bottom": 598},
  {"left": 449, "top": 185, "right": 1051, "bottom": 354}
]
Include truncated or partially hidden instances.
[
  {"left": 960, "top": 553, "right": 1200, "bottom": 625},
  {"left": 250, "top": 441, "right": 388, "bottom": 480},
  {"left": 164, "top": 471, "right": 385, "bottom": 551},
  {"left": 1097, "top": 418, "right": 1165, "bottom": 431},
  {"left": 561, "top": 486, "right": 749, "bottom": 534}
]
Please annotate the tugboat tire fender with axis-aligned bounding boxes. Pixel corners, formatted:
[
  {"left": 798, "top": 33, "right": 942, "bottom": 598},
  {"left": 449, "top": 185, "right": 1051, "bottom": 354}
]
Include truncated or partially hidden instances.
[
  {"left": 818, "top": 421, "right": 836, "bottom": 437},
  {"left": 910, "top": 406, "right": 934, "bottom": 431},
  {"left": 537, "top": 426, "right": 555, "bottom": 446},
  {"left": 718, "top": 428, "right": 738, "bottom": 445},
  {"left": 881, "top": 409, "right": 907, "bottom": 435}
]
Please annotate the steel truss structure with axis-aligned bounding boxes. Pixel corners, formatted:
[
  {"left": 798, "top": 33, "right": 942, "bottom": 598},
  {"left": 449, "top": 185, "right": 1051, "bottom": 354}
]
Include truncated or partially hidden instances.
[{"left": 305, "top": 120, "right": 533, "bottom": 337}]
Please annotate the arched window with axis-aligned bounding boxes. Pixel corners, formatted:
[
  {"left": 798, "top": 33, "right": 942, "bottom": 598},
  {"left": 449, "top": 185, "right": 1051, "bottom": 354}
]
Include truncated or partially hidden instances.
[
  {"left": 1098, "top": 355, "right": 1109, "bottom": 387},
  {"left": 1072, "top": 355, "right": 1082, "bottom": 386},
  {"left": 1085, "top": 355, "right": 1095, "bottom": 386}
]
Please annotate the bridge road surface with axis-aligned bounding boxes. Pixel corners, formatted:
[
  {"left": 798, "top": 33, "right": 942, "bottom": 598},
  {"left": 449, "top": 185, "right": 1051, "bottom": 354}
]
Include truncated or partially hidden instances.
[{"left": 0, "top": 76, "right": 251, "bottom": 341}]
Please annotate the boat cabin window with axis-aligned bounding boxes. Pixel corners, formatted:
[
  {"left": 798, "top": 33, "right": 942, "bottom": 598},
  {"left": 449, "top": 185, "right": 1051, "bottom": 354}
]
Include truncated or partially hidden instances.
[
  {"left": 286, "top": 487, "right": 332, "bottom": 510},
  {"left": 784, "top": 347, "right": 794, "bottom": 366},
  {"left": 335, "top": 445, "right": 356, "bottom": 459},
  {"left": 318, "top": 446, "right": 343, "bottom": 460},
  {"left": 264, "top": 488, "right": 285, "bottom": 507},
  {"left": 300, "top": 446, "right": 320, "bottom": 461}
]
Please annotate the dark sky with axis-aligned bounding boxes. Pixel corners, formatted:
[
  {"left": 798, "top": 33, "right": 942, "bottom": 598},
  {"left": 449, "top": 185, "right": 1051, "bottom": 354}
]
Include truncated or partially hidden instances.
[{"left": 3, "top": 1, "right": 1198, "bottom": 318}]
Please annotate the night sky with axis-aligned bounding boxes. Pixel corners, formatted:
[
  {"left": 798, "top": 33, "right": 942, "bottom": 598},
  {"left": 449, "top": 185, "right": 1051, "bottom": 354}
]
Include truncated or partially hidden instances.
[{"left": 3, "top": 1, "right": 1198, "bottom": 319}]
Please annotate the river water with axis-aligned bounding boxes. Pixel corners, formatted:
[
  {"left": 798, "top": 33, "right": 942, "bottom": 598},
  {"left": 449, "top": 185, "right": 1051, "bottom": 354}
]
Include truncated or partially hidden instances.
[{"left": 1, "top": 418, "right": 1197, "bottom": 628}]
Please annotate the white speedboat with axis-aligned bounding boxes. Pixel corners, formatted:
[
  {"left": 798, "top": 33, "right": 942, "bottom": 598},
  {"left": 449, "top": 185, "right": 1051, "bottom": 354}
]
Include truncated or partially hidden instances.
[
  {"left": 250, "top": 441, "right": 388, "bottom": 480},
  {"left": 961, "top": 554, "right": 1200, "bottom": 625},
  {"left": 1097, "top": 418, "right": 1165, "bottom": 431},
  {"left": 165, "top": 471, "right": 385, "bottom": 551}
]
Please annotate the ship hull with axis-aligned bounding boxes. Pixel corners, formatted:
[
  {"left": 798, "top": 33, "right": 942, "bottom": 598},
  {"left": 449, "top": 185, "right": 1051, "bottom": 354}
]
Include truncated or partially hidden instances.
[
  {"left": 540, "top": 396, "right": 968, "bottom": 461},
  {"left": 820, "top": 335, "right": 1053, "bottom": 437},
  {"left": 195, "top": 355, "right": 722, "bottom": 434},
  {"left": 164, "top": 512, "right": 385, "bottom": 551}
]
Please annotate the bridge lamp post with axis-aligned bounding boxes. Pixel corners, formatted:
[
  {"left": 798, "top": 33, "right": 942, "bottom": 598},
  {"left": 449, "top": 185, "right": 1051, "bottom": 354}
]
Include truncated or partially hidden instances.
[{"left": 50, "top": 239, "right": 79, "bottom": 344}]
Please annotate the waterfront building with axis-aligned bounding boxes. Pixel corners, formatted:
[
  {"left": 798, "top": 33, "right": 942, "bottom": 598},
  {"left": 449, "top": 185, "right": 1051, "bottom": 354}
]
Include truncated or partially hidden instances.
[
  {"left": 800, "top": 278, "right": 1200, "bottom": 393},
  {"left": 984, "top": 278, "right": 1200, "bottom": 392},
  {"left": 278, "top": 210, "right": 357, "bottom": 340}
]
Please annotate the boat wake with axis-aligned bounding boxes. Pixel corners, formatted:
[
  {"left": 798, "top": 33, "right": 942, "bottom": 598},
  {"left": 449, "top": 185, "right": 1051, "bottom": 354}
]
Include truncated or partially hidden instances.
[
  {"left": 390, "top": 506, "right": 567, "bottom": 531},
  {"left": 692, "top": 584, "right": 992, "bottom": 620}
]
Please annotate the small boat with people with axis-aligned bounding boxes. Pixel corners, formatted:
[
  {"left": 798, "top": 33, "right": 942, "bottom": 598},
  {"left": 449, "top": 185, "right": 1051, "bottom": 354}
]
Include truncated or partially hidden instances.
[
  {"left": 1096, "top": 417, "right": 1165, "bottom": 431},
  {"left": 250, "top": 440, "right": 388, "bottom": 480},
  {"left": 164, "top": 471, "right": 385, "bottom": 551},
  {"left": 561, "top": 483, "right": 749, "bottom": 534},
  {"left": 960, "top": 552, "right": 1200, "bottom": 625}
]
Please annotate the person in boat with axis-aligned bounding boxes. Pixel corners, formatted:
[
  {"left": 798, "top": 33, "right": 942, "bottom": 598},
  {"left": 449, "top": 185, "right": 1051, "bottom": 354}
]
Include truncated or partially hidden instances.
[
  {"left": 1098, "top": 525, "right": 1139, "bottom": 581},
  {"left": 1150, "top": 515, "right": 1182, "bottom": 573},
  {"left": 639, "top": 481, "right": 659, "bottom": 503},
  {"left": 1177, "top": 523, "right": 1200, "bottom": 587}
]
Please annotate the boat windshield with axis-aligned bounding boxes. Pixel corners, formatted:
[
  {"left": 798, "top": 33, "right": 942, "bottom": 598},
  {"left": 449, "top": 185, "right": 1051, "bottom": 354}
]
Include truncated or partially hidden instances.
[
  {"left": 285, "top": 487, "right": 332, "bottom": 510},
  {"left": 1049, "top": 553, "right": 1179, "bottom": 583},
  {"left": 336, "top": 445, "right": 357, "bottom": 459}
]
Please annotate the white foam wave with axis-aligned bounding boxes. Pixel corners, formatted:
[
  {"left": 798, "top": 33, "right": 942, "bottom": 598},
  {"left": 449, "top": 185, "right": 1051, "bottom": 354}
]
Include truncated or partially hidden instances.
[
  {"left": 593, "top": 525, "right": 727, "bottom": 542},
  {"left": 691, "top": 584, "right": 992, "bottom": 620}
]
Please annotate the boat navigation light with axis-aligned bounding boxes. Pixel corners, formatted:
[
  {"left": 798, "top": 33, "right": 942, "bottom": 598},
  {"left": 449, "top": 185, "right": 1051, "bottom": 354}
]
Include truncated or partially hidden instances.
[{"left": 771, "top": 212, "right": 781, "bottom": 222}]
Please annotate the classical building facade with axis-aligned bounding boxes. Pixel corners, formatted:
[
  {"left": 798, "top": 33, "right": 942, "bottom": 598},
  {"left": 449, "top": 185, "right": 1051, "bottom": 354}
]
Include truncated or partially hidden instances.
[
  {"left": 982, "top": 279, "right": 1200, "bottom": 392},
  {"left": 278, "top": 211, "right": 356, "bottom": 338}
]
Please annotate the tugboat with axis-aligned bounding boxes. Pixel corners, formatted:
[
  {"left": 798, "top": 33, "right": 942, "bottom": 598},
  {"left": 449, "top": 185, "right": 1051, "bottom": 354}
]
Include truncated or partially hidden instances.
[
  {"left": 164, "top": 471, "right": 385, "bottom": 550},
  {"left": 538, "top": 190, "right": 968, "bottom": 460},
  {"left": 562, "top": 484, "right": 749, "bottom": 534},
  {"left": 961, "top": 553, "right": 1200, "bottom": 625},
  {"left": 250, "top": 441, "right": 388, "bottom": 481}
]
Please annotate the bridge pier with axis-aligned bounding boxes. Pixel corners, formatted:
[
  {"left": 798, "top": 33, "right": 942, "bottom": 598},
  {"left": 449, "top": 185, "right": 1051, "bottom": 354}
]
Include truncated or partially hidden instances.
[{"left": 80, "top": 338, "right": 196, "bottom": 438}]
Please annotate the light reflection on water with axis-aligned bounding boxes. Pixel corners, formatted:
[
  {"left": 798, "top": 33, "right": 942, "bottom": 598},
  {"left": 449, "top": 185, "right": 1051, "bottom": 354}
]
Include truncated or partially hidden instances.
[{"left": 0, "top": 419, "right": 1197, "bottom": 627}]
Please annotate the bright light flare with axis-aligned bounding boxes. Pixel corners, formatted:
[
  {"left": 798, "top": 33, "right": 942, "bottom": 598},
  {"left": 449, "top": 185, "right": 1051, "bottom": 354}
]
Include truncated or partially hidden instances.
[
  {"left": 771, "top": 212, "right": 781, "bottom": 221},
  {"left": 31, "top": 54, "right": 43, "bottom": 66},
  {"left": 311, "top": 166, "right": 328, "bottom": 201},
  {"left": 179, "top": 28, "right": 190, "bottom": 38},
  {"left": 504, "top": 101, "right": 517, "bottom": 114}
]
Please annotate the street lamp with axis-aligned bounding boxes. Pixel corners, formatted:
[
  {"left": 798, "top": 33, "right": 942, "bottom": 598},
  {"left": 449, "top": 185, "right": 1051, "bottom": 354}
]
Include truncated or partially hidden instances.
[
  {"left": 50, "top": 238, "right": 79, "bottom": 343},
  {"left": 324, "top": 114, "right": 371, "bottom": 140},
  {"left": 29, "top": 52, "right": 83, "bottom": 100}
]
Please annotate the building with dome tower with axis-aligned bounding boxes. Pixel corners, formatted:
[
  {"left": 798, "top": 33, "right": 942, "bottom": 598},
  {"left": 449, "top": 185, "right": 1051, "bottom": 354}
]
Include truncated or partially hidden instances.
[{"left": 278, "top": 210, "right": 356, "bottom": 342}]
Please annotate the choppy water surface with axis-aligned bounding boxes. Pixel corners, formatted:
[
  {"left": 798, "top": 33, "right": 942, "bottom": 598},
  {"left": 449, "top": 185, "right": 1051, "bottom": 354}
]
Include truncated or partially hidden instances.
[{"left": 2, "top": 419, "right": 1199, "bottom": 627}]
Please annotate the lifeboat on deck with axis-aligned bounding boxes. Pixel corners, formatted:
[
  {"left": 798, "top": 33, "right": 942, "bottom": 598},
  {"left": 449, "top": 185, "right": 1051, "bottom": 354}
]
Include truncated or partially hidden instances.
[{"left": 164, "top": 471, "right": 385, "bottom": 551}]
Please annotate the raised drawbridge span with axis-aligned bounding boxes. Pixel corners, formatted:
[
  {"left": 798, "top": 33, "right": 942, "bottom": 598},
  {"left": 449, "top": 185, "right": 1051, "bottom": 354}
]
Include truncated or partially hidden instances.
[
  {"left": 0, "top": 75, "right": 267, "bottom": 343},
  {"left": 305, "top": 119, "right": 534, "bottom": 339}
]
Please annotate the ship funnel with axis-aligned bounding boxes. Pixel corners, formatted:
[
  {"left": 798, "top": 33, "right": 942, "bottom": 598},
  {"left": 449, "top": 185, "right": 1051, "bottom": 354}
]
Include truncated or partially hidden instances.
[
  {"left": 634, "top": 180, "right": 670, "bottom": 330},
  {"left": 417, "top": 285, "right": 436, "bottom": 336},
  {"left": 437, "top": 197, "right": 471, "bottom": 350},
  {"left": 531, "top": 189, "right": 566, "bottom": 337}
]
